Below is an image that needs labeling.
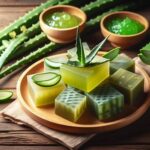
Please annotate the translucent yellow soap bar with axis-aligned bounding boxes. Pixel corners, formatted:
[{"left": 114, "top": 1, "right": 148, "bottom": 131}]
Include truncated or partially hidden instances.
[
  {"left": 60, "top": 57, "right": 110, "bottom": 92},
  {"left": 27, "top": 75, "right": 65, "bottom": 106}
]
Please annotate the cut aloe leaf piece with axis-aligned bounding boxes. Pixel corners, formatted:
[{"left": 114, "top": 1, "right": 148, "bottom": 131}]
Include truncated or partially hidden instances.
[
  {"left": 35, "top": 75, "right": 61, "bottom": 87},
  {"left": 110, "top": 68, "right": 144, "bottom": 105},
  {"left": 138, "top": 53, "right": 150, "bottom": 65},
  {"left": 55, "top": 86, "right": 86, "bottom": 122},
  {"left": 28, "top": 75, "right": 65, "bottom": 106},
  {"left": 44, "top": 55, "right": 68, "bottom": 69},
  {"left": 86, "top": 84, "right": 124, "bottom": 120},
  {"left": 0, "top": 90, "right": 13, "bottom": 103},
  {"left": 140, "top": 49, "right": 150, "bottom": 56},
  {"left": 110, "top": 54, "right": 135, "bottom": 74},
  {"left": 32, "top": 72, "right": 57, "bottom": 82},
  {"left": 103, "top": 47, "right": 120, "bottom": 61},
  {"left": 32, "top": 72, "right": 61, "bottom": 87}
]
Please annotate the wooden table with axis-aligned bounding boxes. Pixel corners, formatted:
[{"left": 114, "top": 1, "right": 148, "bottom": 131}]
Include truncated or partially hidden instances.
[{"left": 0, "top": 1, "right": 150, "bottom": 150}]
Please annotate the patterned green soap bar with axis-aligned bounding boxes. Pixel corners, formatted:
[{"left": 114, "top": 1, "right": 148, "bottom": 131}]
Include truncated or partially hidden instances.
[
  {"left": 86, "top": 84, "right": 124, "bottom": 120},
  {"left": 110, "top": 54, "right": 135, "bottom": 74},
  {"left": 110, "top": 68, "right": 144, "bottom": 105},
  {"left": 55, "top": 87, "right": 86, "bottom": 122}
]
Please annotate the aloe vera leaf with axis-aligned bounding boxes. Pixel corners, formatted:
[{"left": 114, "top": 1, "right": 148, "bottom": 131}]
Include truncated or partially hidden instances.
[
  {"left": 103, "top": 47, "right": 120, "bottom": 61},
  {"left": 140, "top": 43, "right": 150, "bottom": 56},
  {"left": 138, "top": 53, "right": 150, "bottom": 65},
  {"left": 85, "top": 36, "right": 109, "bottom": 65},
  {"left": 81, "top": 0, "right": 119, "bottom": 18},
  {"left": 7, "top": 32, "right": 48, "bottom": 62},
  {"left": 0, "top": 42, "right": 60, "bottom": 78},
  {"left": 76, "top": 28, "right": 85, "bottom": 66}
]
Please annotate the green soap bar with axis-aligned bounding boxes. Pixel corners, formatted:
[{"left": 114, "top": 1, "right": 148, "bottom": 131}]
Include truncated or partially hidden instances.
[
  {"left": 110, "top": 68, "right": 144, "bottom": 105},
  {"left": 60, "top": 56, "right": 109, "bottom": 92},
  {"left": 86, "top": 84, "right": 124, "bottom": 120},
  {"left": 110, "top": 54, "right": 135, "bottom": 74},
  {"left": 55, "top": 87, "right": 86, "bottom": 122},
  {"left": 27, "top": 75, "right": 65, "bottom": 107}
]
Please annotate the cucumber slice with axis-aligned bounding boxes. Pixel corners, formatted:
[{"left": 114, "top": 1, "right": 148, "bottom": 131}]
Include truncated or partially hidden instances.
[
  {"left": 32, "top": 72, "right": 61, "bottom": 87},
  {"left": 44, "top": 56, "right": 68, "bottom": 69},
  {"left": 32, "top": 72, "right": 58, "bottom": 82},
  {"left": 0, "top": 90, "right": 13, "bottom": 103}
]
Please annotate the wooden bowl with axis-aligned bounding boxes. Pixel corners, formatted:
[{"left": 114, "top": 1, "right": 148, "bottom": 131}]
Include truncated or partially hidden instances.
[
  {"left": 100, "top": 11, "right": 149, "bottom": 48},
  {"left": 39, "top": 5, "right": 87, "bottom": 44}
]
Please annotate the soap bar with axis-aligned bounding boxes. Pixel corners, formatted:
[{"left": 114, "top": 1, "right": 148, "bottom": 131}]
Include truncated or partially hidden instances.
[
  {"left": 86, "top": 84, "right": 124, "bottom": 120},
  {"left": 27, "top": 75, "right": 65, "bottom": 106},
  {"left": 110, "top": 68, "right": 144, "bottom": 105},
  {"left": 55, "top": 87, "right": 86, "bottom": 122},
  {"left": 60, "top": 56, "right": 109, "bottom": 92},
  {"left": 110, "top": 54, "right": 135, "bottom": 74}
]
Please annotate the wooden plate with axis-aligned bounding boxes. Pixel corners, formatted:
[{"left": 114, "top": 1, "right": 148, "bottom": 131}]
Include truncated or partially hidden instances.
[{"left": 17, "top": 53, "right": 150, "bottom": 134}]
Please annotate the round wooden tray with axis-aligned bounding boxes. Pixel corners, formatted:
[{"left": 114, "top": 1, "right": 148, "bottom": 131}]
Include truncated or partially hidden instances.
[{"left": 17, "top": 53, "right": 150, "bottom": 134}]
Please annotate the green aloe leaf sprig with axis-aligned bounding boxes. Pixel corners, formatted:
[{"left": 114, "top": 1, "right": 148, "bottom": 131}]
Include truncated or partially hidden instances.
[
  {"left": 67, "top": 30, "right": 120, "bottom": 67},
  {"left": 138, "top": 43, "right": 150, "bottom": 65}
]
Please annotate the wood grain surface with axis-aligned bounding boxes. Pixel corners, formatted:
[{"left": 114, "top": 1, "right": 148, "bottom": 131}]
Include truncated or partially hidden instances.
[{"left": 0, "top": 0, "right": 150, "bottom": 150}]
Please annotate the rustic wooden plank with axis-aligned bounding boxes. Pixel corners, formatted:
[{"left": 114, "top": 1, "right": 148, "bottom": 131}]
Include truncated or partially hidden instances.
[
  {"left": 0, "top": 145, "right": 150, "bottom": 150},
  {"left": 0, "top": 131, "right": 56, "bottom": 145},
  {"left": 0, "top": 7, "right": 34, "bottom": 30},
  {"left": 0, "top": 0, "right": 46, "bottom": 6},
  {"left": 84, "top": 145, "right": 150, "bottom": 150},
  {"left": 0, "top": 146, "right": 67, "bottom": 150}
]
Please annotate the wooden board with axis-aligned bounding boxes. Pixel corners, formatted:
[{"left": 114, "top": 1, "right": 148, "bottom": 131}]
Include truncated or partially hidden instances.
[{"left": 17, "top": 53, "right": 150, "bottom": 134}]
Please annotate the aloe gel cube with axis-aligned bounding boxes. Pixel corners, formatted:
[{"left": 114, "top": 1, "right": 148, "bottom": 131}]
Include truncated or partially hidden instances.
[
  {"left": 110, "top": 68, "right": 144, "bottom": 105},
  {"left": 55, "top": 87, "right": 86, "bottom": 122},
  {"left": 86, "top": 84, "right": 124, "bottom": 120},
  {"left": 110, "top": 54, "right": 135, "bottom": 74},
  {"left": 60, "top": 56, "right": 109, "bottom": 92},
  {"left": 27, "top": 75, "right": 65, "bottom": 107}
]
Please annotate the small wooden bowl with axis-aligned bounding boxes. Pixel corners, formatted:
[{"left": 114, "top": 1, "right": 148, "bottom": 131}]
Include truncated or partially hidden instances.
[
  {"left": 39, "top": 5, "right": 87, "bottom": 44},
  {"left": 100, "top": 11, "right": 149, "bottom": 48}
]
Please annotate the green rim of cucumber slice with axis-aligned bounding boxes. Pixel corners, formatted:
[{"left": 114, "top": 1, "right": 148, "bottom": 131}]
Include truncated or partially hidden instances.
[
  {"left": 32, "top": 72, "right": 61, "bottom": 87},
  {"left": 0, "top": 90, "right": 13, "bottom": 103}
]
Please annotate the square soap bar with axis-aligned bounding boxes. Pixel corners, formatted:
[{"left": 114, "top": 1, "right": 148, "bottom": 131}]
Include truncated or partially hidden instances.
[
  {"left": 60, "top": 56, "right": 109, "bottom": 92},
  {"left": 110, "top": 68, "right": 144, "bottom": 105},
  {"left": 55, "top": 87, "right": 86, "bottom": 122},
  {"left": 86, "top": 84, "right": 124, "bottom": 120},
  {"left": 27, "top": 75, "right": 65, "bottom": 107},
  {"left": 110, "top": 54, "right": 135, "bottom": 74}
]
